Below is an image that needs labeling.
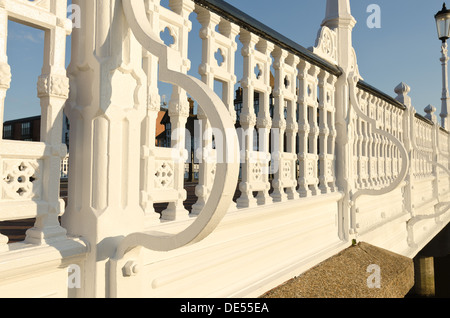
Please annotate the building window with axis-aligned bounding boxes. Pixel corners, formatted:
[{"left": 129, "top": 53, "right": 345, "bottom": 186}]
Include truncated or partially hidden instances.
[
  {"left": 21, "top": 122, "right": 31, "bottom": 137},
  {"left": 235, "top": 101, "right": 242, "bottom": 122},
  {"left": 165, "top": 122, "right": 171, "bottom": 147},
  {"left": 3, "top": 125, "right": 12, "bottom": 139}
]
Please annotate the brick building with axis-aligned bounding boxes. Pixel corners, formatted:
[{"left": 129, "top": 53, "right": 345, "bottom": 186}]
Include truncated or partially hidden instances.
[
  {"left": 2, "top": 114, "right": 70, "bottom": 150},
  {"left": 2, "top": 115, "right": 41, "bottom": 141}
]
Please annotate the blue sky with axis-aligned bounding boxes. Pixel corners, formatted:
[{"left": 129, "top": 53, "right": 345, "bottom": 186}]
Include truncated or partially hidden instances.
[
  {"left": 2, "top": 0, "right": 448, "bottom": 122},
  {"left": 224, "top": 0, "right": 448, "bottom": 119}
]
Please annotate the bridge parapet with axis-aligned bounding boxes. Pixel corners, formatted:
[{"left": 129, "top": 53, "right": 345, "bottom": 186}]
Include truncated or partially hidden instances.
[{"left": 0, "top": 0, "right": 449, "bottom": 298}]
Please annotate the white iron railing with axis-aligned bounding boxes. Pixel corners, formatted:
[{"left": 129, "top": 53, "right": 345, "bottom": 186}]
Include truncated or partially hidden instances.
[{"left": 0, "top": 0, "right": 450, "bottom": 298}]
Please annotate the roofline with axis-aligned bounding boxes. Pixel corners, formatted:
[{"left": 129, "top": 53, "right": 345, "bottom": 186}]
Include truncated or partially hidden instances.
[{"left": 3, "top": 115, "right": 41, "bottom": 125}]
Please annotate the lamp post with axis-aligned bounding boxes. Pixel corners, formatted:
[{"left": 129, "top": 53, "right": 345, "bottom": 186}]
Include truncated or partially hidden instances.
[{"left": 435, "top": 3, "right": 450, "bottom": 129}]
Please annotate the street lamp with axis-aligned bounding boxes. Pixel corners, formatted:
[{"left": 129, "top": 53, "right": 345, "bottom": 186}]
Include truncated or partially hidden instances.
[{"left": 435, "top": 3, "right": 450, "bottom": 128}]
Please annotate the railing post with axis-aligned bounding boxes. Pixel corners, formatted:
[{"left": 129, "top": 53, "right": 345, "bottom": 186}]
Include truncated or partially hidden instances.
[
  {"left": 271, "top": 47, "right": 289, "bottom": 202},
  {"left": 322, "top": 0, "right": 357, "bottom": 240},
  {"left": 424, "top": 104, "right": 440, "bottom": 207},
  {"left": 395, "top": 83, "right": 415, "bottom": 223},
  {"left": 62, "top": 0, "right": 148, "bottom": 297},
  {"left": 236, "top": 30, "right": 259, "bottom": 208},
  {"left": 25, "top": 1, "right": 70, "bottom": 244}
]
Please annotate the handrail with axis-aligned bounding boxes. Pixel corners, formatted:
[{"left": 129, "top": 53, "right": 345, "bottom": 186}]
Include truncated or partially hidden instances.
[
  {"left": 440, "top": 126, "right": 450, "bottom": 134},
  {"left": 193, "top": 0, "right": 342, "bottom": 77},
  {"left": 414, "top": 113, "right": 434, "bottom": 126},
  {"left": 357, "top": 80, "right": 406, "bottom": 111}
]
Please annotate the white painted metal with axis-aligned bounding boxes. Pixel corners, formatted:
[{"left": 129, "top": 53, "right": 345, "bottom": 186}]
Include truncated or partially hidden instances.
[{"left": 0, "top": 0, "right": 449, "bottom": 298}]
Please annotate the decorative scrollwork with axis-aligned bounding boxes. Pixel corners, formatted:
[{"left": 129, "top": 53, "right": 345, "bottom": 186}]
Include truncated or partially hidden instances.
[
  {"left": 348, "top": 73, "right": 410, "bottom": 234},
  {"left": 154, "top": 161, "right": 174, "bottom": 189},
  {"left": 37, "top": 74, "right": 70, "bottom": 98},
  {"left": 2, "top": 159, "right": 42, "bottom": 200},
  {"left": 114, "top": 0, "right": 240, "bottom": 255},
  {"left": 312, "top": 26, "right": 337, "bottom": 65}
]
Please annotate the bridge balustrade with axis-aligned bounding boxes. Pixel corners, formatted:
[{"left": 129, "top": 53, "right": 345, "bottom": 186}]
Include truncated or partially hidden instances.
[{"left": 0, "top": 0, "right": 449, "bottom": 298}]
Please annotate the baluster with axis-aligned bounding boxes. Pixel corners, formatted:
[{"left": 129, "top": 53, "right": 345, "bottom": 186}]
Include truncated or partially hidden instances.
[
  {"left": 139, "top": 0, "right": 163, "bottom": 225},
  {"left": 271, "top": 47, "right": 288, "bottom": 202},
  {"left": 162, "top": 90, "right": 190, "bottom": 220},
  {"left": 418, "top": 122, "right": 423, "bottom": 176},
  {"left": 160, "top": 0, "right": 195, "bottom": 221},
  {"left": 385, "top": 103, "right": 393, "bottom": 183},
  {"left": 362, "top": 116, "right": 370, "bottom": 188},
  {"left": 375, "top": 99, "right": 383, "bottom": 185},
  {"left": 359, "top": 92, "right": 368, "bottom": 188},
  {"left": 192, "top": 105, "right": 213, "bottom": 215},
  {"left": 365, "top": 97, "right": 374, "bottom": 188},
  {"left": 380, "top": 101, "right": 387, "bottom": 185},
  {"left": 417, "top": 121, "right": 422, "bottom": 177},
  {"left": 367, "top": 96, "right": 376, "bottom": 188},
  {"left": 391, "top": 103, "right": 396, "bottom": 181},
  {"left": 192, "top": 8, "right": 220, "bottom": 215},
  {"left": 360, "top": 119, "right": 367, "bottom": 188},
  {"left": 355, "top": 91, "right": 363, "bottom": 189},
  {"left": 26, "top": 1, "right": 70, "bottom": 244},
  {"left": 219, "top": 19, "right": 240, "bottom": 209},
  {"left": 0, "top": 6, "right": 11, "bottom": 251},
  {"left": 392, "top": 108, "right": 397, "bottom": 180},
  {"left": 394, "top": 108, "right": 401, "bottom": 178},
  {"left": 353, "top": 116, "right": 359, "bottom": 189},
  {"left": 282, "top": 52, "right": 299, "bottom": 200},
  {"left": 421, "top": 123, "right": 425, "bottom": 176},
  {"left": 373, "top": 98, "right": 381, "bottom": 187},
  {"left": 318, "top": 70, "right": 330, "bottom": 194},
  {"left": 216, "top": 19, "right": 240, "bottom": 123},
  {"left": 236, "top": 30, "right": 259, "bottom": 208},
  {"left": 328, "top": 75, "right": 337, "bottom": 192},
  {"left": 393, "top": 108, "right": 399, "bottom": 178},
  {"left": 236, "top": 32, "right": 274, "bottom": 207},
  {"left": 297, "top": 60, "right": 311, "bottom": 197},
  {"left": 192, "top": 8, "right": 240, "bottom": 214},
  {"left": 254, "top": 40, "right": 274, "bottom": 205},
  {"left": 386, "top": 103, "right": 393, "bottom": 180},
  {"left": 309, "top": 66, "right": 320, "bottom": 195}
]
